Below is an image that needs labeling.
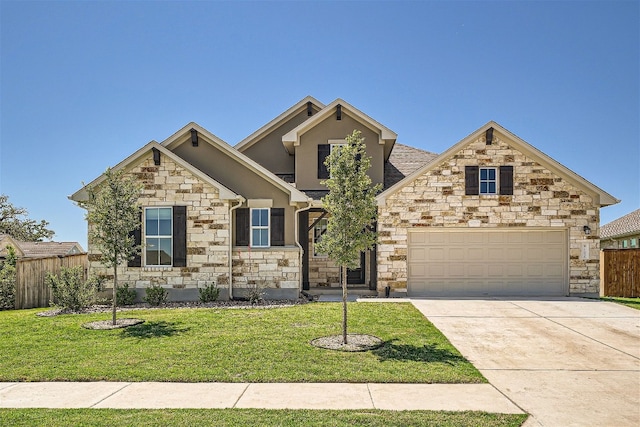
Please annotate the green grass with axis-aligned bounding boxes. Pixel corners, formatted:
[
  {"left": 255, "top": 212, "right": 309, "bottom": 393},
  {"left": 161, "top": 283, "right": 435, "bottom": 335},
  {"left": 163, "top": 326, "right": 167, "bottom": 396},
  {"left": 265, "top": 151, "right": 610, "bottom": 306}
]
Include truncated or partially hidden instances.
[
  {"left": 0, "top": 302, "right": 484, "bottom": 383},
  {"left": 0, "top": 409, "right": 528, "bottom": 427},
  {"left": 601, "top": 296, "right": 640, "bottom": 310}
]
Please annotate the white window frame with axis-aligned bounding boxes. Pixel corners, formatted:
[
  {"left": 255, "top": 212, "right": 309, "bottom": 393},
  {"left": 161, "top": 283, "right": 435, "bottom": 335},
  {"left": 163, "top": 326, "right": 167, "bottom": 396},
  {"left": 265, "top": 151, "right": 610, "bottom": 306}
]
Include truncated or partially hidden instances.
[
  {"left": 313, "top": 218, "right": 329, "bottom": 257},
  {"left": 250, "top": 207, "right": 270, "bottom": 248},
  {"left": 479, "top": 167, "right": 498, "bottom": 195},
  {"left": 144, "top": 207, "right": 173, "bottom": 266}
]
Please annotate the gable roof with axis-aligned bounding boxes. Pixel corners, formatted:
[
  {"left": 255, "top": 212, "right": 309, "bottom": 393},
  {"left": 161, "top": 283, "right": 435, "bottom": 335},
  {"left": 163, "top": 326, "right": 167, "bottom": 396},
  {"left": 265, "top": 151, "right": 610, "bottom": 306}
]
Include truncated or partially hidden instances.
[
  {"left": 235, "top": 96, "right": 325, "bottom": 151},
  {"left": 162, "top": 123, "right": 310, "bottom": 204},
  {"left": 600, "top": 208, "right": 640, "bottom": 239},
  {"left": 0, "top": 234, "right": 24, "bottom": 257},
  {"left": 282, "top": 98, "right": 397, "bottom": 160},
  {"left": 385, "top": 143, "right": 439, "bottom": 189},
  {"left": 377, "top": 121, "right": 619, "bottom": 207},
  {"left": 69, "top": 140, "right": 240, "bottom": 202}
]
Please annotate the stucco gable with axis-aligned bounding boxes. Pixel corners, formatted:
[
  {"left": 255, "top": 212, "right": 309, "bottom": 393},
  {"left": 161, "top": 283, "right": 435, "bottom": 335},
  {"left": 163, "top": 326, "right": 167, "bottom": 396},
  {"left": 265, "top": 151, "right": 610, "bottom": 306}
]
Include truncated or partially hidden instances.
[
  {"left": 162, "top": 123, "right": 309, "bottom": 205},
  {"left": 69, "top": 142, "right": 239, "bottom": 203},
  {"left": 377, "top": 121, "right": 619, "bottom": 207},
  {"left": 235, "top": 96, "right": 325, "bottom": 151},
  {"left": 282, "top": 99, "right": 397, "bottom": 160}
]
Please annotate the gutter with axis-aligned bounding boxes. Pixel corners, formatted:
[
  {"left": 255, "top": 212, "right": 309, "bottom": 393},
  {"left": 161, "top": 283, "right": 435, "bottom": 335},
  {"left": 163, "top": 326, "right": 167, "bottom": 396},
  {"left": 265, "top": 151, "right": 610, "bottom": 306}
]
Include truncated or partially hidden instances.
[
  {"left": 228, "top": 196, "right": 245, "bottom": 300},
  {"left": 294, "top": 199, "right": 313, "bottom": 294}
]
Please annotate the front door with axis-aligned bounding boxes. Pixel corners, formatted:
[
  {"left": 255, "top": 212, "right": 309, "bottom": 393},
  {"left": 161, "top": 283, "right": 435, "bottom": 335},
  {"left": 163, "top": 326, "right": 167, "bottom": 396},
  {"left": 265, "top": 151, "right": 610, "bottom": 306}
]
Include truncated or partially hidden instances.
[{"left": 347, "top": 252, "right": 366, "bottom": 284}]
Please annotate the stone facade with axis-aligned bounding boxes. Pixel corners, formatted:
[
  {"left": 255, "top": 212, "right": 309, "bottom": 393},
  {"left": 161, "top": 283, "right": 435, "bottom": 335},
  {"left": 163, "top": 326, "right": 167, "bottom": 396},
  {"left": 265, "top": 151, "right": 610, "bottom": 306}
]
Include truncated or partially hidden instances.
[
  {"left": 231, "top": 247, "right": 300, "bottom": 299},
  {"left": 88, "top": 155, "right": 233, "bottom": 295},
  {"left": 378, "top": 133, "right": 601, "bottom": 295}
]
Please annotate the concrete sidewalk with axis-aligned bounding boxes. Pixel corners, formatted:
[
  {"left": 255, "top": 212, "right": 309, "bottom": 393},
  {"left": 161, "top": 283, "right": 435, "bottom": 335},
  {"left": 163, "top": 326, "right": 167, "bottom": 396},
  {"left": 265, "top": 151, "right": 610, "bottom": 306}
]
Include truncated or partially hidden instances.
[{"left": 0, "top": 381, "right": 523, "bottom": 413}]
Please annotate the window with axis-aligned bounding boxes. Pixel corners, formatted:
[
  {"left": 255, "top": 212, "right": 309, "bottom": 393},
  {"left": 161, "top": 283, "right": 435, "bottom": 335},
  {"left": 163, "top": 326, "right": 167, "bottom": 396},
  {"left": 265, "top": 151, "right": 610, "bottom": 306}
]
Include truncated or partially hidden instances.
[
  {"left": 235, "top": 208, "right": 284, "bottom": 247},
  {"left": 465, "top": 166, "right": 513, "bottom": 195},
  {"left": 313, "top": 218, "right": 328, "bottom": 257},
  {"left": 479, "top": 168, "right": 497, "bottom": 194},
  {"left": 631, "top": 238, "right": 637, "bottom": 248},
  {"left": 145, "top": 207, "right": 173, "bottom": 266},
  {"left": 622, "top": 240, "right": 628, "bottom": 249},
  {"left": 251, "top": 208, "right": 270, "bottom": 248}
]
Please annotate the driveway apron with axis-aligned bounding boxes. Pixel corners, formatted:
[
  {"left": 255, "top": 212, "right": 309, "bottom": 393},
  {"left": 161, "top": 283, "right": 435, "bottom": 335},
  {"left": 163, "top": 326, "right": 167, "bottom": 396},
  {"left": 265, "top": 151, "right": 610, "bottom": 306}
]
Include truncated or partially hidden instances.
[{"left": 411, "top": 298, "right": 640, "bottom": 427}]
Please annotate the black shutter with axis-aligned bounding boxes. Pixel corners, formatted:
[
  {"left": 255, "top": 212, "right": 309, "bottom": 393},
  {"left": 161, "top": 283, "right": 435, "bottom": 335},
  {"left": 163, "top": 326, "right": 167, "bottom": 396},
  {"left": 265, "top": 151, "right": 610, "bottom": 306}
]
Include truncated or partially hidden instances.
[
  {"left": 500, "top": 166, "right": 514, "bottom": 195},
  {"left": 465, "top": 166, "right": 479, "bottom": 195},
  {"left": 173, "top": 206, "right": 187, "bottom": 267},
  {"left": 235, "top": 208, "right": 249, "bottom": 246},
  {"left": 128, "top": 208, "right": 142, "bottom": 267},
  {"left": 270, "top": 208, "right": 285, "bottom": 246},
  {"left": 318, "top": 144, "right": 330, "bottom": 179}
]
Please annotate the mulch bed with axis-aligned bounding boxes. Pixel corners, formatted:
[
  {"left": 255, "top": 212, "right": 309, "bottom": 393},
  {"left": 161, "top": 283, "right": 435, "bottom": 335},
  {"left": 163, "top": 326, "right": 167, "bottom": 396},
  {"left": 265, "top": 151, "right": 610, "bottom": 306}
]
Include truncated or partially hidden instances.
[{"left": 310, "top": 334, "right": 384, "bottom": 352}]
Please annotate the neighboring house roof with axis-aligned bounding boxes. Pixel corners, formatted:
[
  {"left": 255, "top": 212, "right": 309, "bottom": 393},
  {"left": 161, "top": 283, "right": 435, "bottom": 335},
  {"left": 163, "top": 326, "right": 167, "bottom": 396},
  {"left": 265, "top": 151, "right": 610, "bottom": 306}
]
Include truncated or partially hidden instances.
[
  {"left": 282, "top": 98, "right": 398, "bottom": 160},
  {"left": 69, "top": 140, "right": 240, "bottom": 203},
  {"left": 0, "top": 234, "right": 24, "bottom": 257},
  {"left": 235, "top": 96, "right": 325, "bottom": 151},
  {"left": 385, "top": 143, "right": 439, "bottom": 189},
  {"left": 0, "top": 235, "right": 83, "bottom": 258},
  {"left": 162, "top": 123, "right": 310, "bottom": 204},
  {"left": 19, "top": 241, "right": 84, "bottom": 257},
  {"left": 600, "top": 209, "right": 640, "bottom": 239},
  {"left": 377, "top": 121, "right": 620, "bottom": 207}
]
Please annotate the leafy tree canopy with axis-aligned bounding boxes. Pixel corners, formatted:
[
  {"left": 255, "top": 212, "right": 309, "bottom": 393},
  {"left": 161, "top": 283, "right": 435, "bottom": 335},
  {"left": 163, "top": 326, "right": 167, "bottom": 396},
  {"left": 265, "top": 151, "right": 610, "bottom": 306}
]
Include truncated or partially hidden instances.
[{"left": 0, "top": 194, "right": 54, "bottom": 241}]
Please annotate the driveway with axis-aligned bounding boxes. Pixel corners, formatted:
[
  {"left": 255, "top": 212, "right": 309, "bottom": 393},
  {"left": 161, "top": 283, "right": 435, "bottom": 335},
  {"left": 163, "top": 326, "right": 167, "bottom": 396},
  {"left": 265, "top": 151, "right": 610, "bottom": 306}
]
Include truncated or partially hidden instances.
[{"left": 410, "top": 298, "right": 640, "bottom": 427}]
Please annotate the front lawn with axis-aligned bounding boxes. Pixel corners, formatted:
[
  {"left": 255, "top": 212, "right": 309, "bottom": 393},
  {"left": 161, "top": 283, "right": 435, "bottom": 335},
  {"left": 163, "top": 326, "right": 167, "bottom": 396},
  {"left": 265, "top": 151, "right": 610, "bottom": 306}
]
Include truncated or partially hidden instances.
[
  {"left": 0, "top": 409, "right": 528, "bottom": 427},
  {"left": 0, "top": 302, "right": 484, "bottom": 383},
  {"left": 601, "top": 296, "right": 640, "bottom": 310}
]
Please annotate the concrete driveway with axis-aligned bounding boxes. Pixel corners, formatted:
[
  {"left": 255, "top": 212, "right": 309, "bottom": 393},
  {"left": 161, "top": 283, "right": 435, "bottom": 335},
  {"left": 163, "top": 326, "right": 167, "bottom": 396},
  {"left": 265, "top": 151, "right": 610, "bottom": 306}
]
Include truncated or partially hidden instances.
[{"left": 411, "top": 298, "right": 640, "bottom": 427}]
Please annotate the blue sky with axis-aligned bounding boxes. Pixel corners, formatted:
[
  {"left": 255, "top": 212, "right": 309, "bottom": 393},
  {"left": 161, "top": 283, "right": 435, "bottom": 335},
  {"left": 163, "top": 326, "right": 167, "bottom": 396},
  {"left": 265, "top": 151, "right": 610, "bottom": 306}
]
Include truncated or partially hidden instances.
[{"left": 1, "top": 0, "right": 638, "bottom": 248}]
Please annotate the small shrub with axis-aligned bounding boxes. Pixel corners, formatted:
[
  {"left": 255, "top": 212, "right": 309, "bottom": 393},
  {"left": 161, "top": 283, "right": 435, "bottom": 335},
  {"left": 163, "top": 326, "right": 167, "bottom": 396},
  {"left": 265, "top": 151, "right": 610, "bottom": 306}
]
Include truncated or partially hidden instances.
[
  {"left": 46, "top": 266, "right": 98, "bottom": 311},
  {"left": 144, "top": 284, "right": 168, "bottom": 306},
  {"left": 0, "top": 263, "right": 16, "bottom": 310},
  {"left": 246, "top": 281, "right": 266, "bottom": 305},
  {"left": 199, "top": 282, "right": 220, "bottom": 303},
  {"left": 116, "top": 283, "right": 137, "bottom": 306}
]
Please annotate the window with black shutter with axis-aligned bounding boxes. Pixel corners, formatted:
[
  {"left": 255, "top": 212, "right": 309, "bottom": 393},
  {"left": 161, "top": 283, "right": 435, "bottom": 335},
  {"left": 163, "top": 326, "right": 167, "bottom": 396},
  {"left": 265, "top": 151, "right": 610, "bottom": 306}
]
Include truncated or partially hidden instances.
[
  {"left": 128, "top": 209, "right": 142, "bottom": 267},
  {"left": 465, "top": 166, "right": 479, "bottom": 195},
  {"left": 270, "top": 208, "right": 285, "bottom": 246},
  {"left": 172, "top": 206, "right": 187, "bottom": 267},
  {"left": 235, "top": 208, "right": 250, "bottom": 246},
  {"left": 318, "top": 144, "right": 330, "bottom": 179},
  {"left": 465, "top": 165, "right": 514, "bottom": 196},
  {"left": 499, "top": 166, "right": 514, "bottom": 195}
]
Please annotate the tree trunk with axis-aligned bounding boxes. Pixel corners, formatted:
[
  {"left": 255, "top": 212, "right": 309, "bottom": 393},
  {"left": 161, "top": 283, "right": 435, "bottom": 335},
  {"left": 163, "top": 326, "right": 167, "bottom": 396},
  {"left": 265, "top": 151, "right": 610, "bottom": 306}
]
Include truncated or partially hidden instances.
[
  {"left": 112, "top": 265, "right": 117, "bottom": 325},
  {"left": 342, "top": 265, "right": 348, "bottom": 344}
]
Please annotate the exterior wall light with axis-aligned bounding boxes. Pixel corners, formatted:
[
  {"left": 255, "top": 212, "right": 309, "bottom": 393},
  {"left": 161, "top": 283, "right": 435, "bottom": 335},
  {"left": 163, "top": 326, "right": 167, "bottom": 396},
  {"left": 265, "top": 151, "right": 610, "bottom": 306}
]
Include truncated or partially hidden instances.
[{"left": 583, "top": 225, "right": 591, "bottom": 235}]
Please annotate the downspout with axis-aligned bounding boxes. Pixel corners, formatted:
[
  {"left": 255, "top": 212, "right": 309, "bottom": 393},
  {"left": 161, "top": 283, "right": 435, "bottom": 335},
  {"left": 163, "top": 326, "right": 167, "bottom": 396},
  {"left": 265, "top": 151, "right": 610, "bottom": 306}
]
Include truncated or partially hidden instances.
[
  {"left": 294, "top": 199, "right": 313, "bottom": 295},
  {"left": 229, "top": 196, "right": 245, "bottom": 300}
]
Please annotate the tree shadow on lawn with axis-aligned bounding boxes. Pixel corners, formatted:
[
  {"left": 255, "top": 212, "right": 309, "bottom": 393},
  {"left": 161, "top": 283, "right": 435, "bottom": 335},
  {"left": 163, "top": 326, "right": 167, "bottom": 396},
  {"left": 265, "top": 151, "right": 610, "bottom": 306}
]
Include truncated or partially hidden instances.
[
  {"left": 373, "top": 339, "right": 468, "bottom": 365},
  {"left": 119, "top": 321, "right": 190, "bottom": 339}
]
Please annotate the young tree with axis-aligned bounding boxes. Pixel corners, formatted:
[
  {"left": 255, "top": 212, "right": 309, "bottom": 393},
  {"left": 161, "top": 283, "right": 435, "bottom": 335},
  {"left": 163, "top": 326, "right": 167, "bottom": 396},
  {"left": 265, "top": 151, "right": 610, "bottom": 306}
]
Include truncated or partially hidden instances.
[
  {"left": 316, "top": 130, "right": 381, "bottom": 344},
  {"left": 0, "top": 194, "right": 54, "bottom": 241},
  {"left": 80, "top": 168, "right": 142, "bottom": 325}
]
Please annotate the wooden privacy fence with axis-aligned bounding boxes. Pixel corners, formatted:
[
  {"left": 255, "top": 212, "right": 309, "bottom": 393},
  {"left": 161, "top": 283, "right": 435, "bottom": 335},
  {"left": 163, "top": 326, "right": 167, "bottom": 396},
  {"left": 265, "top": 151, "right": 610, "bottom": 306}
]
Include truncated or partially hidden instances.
[
  {"left": 15, "top": 253, "right": 88, "bottom": 309},
  {"left": 601, "top": 249, "right": 639, "bottom": 297}
]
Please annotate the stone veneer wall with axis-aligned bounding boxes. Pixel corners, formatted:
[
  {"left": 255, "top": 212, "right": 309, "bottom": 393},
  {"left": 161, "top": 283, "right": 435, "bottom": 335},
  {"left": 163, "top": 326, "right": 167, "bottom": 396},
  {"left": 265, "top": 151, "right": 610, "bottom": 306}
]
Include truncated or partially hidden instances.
[
  {"left": 378, "top": 133, "right": 601, "bottom": 295},
  {"left": 88, "top": 156, "right": 233, "bottom": 294},
  {"left": 231, "top": 247, "right": 300, "bottom": 299}
]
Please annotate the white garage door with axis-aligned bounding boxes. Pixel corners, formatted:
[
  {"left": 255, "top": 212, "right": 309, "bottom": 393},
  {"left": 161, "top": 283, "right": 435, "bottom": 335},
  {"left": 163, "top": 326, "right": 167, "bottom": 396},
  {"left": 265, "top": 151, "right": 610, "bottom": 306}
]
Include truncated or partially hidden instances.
[{"left": 408, "top": 229, "right": 568, "bottom": 297}]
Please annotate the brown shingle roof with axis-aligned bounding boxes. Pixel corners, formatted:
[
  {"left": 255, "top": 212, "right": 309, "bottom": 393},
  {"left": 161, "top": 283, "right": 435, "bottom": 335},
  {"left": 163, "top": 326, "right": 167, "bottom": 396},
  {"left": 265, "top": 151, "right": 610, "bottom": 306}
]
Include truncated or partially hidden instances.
[
  {"left": 18, "top": 241, "right": 84, "bottom": 257},
  {"left": 385, "top": 143, "right": 438, "bottom": 189},
  {"left": 600, "top": 209, "right": 640, "bottom": 239}
]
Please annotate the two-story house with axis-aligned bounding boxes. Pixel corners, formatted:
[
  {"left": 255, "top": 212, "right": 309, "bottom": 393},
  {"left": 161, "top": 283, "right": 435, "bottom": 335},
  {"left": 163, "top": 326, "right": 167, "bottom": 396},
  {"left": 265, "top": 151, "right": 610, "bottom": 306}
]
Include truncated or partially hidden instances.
[{"left": 71, "top": 96, "right": 618, "bottom": 300}]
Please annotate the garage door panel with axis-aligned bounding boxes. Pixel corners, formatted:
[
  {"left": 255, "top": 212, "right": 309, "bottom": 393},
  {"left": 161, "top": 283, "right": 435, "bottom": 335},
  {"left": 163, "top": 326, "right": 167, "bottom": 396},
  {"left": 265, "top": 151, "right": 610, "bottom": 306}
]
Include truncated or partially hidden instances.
[{"left": 407, "top": 229, "right": 567, "bottom": 297}]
